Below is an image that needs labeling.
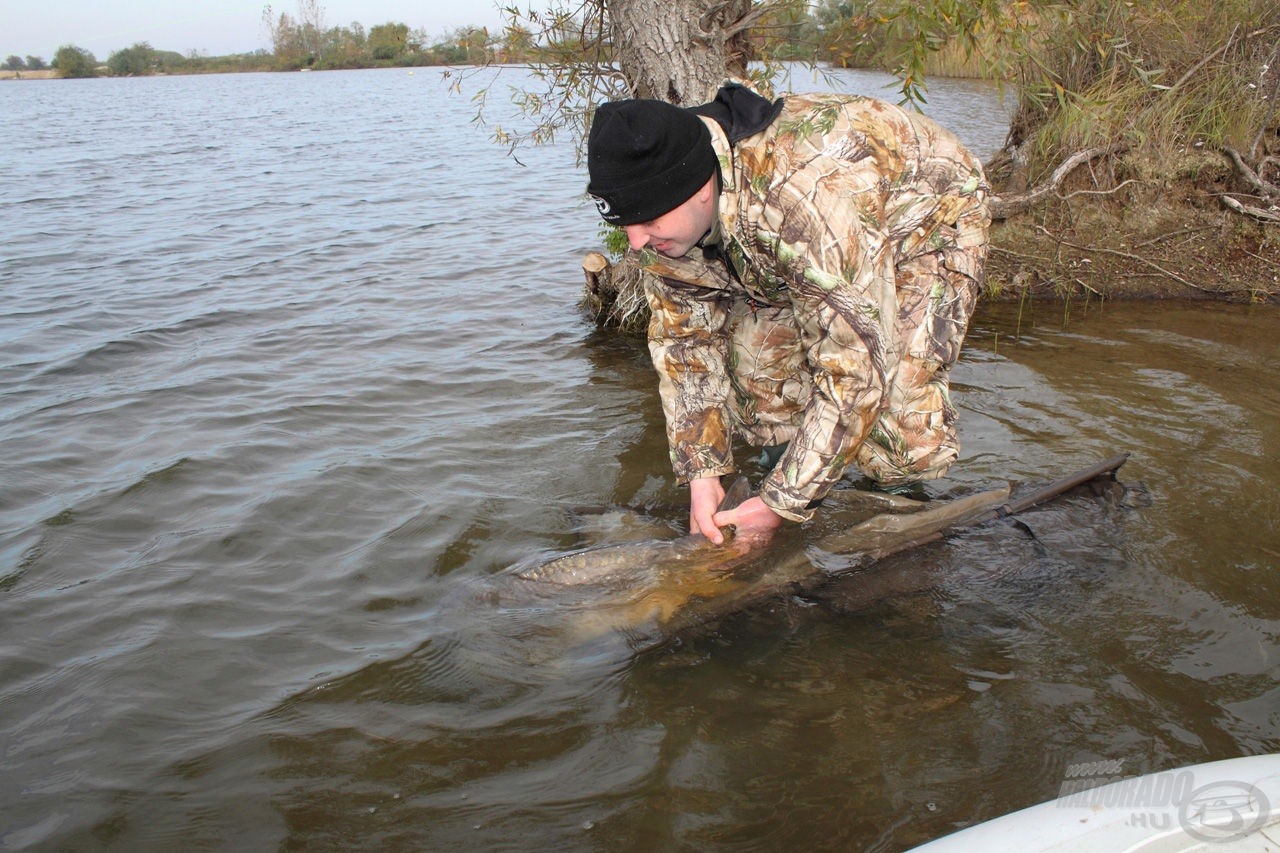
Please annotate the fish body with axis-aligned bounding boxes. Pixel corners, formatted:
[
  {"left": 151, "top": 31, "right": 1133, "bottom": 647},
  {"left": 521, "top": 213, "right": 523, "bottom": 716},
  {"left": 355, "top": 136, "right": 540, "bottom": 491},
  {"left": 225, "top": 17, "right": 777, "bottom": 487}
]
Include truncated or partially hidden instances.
[
  {"left": 463, "top": 454, "right": 1130, "bottom": 655},
  {"left": 511, "top": 476, "right": 752, "bottom": 588}
]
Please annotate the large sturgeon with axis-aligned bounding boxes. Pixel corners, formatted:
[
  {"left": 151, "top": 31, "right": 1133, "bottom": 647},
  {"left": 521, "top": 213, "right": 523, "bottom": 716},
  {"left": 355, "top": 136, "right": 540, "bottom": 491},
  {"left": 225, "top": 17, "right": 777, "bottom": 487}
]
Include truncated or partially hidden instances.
[
  {"left": 463, "top": 453, "right": 1133, "bottom": 655},
  {"left": 510, "top": 476, "right": 754, "bottom": 587}
]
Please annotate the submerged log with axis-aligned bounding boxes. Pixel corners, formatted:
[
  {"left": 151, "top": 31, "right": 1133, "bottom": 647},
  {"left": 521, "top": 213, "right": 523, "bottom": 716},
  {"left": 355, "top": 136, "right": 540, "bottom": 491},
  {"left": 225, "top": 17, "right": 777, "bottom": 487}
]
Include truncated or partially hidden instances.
[
  {"left": 437, "top": 454, "right": 1134, "bottom": 668},
  {"left": 658, "top": 452, "right": 1132, "bottom": 640}
]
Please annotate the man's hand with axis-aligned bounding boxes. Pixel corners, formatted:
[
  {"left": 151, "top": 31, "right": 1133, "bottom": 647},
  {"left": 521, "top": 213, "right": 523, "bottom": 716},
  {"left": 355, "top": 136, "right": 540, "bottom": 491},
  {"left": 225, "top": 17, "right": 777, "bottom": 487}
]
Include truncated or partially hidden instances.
[
  {"left": 688, "top": 476, "right": 727, "bottom": 544},
  {"left": 713, "top": 496, "right": 783, "bottom": 544},
  {"left": 690, "top": 477, "right": 785, "bottom": 545}
]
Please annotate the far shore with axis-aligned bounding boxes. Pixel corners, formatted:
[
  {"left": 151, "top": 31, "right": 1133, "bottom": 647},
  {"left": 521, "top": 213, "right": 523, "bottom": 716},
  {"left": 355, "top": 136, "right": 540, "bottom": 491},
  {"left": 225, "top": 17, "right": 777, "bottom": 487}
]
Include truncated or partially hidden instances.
[{"left": 0, "top": 69, "right": 58, "bottom": 80}]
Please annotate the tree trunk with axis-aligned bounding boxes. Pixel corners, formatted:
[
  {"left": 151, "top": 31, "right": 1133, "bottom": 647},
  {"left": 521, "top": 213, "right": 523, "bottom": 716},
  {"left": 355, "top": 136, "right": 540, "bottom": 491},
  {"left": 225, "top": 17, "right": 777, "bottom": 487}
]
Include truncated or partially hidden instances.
[
  {"left": 583, "top": 0, "right": 756, "bottom": 332},
  {"left": 606, "top": 0, "right": 754, "bottom": 103}
]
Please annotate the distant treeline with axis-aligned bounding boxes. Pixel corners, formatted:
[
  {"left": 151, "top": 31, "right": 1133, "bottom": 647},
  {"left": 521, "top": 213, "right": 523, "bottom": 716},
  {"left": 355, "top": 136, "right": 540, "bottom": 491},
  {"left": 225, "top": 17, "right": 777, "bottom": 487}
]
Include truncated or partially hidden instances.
[
  {"left": 8, "top": 20, "right": 511, "bottom": 79},
  {"left": 11, "top": 0, "right": 981, "bottom": 80}
]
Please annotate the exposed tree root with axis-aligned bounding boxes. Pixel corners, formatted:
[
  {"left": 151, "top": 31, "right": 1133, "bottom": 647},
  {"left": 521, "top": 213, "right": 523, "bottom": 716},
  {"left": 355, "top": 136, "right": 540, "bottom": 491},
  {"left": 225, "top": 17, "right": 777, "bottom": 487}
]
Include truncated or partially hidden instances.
[{"left": 990, "top": 145, "right": 1127, "bottom": 220}]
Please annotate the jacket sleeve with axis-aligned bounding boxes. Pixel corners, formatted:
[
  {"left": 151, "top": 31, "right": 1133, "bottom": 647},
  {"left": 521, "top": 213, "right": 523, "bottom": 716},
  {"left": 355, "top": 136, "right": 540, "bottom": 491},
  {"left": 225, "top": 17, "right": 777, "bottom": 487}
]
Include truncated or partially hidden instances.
[{"left": 641, "top": 269, "right": 739, "bottom": 484}]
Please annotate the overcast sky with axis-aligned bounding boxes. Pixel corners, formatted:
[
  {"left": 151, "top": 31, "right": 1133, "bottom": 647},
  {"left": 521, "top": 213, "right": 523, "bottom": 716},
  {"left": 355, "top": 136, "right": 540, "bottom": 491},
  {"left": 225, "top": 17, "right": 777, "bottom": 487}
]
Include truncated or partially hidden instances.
[{"left": 1, "top": 0, "right": 508, "bottom": 61}]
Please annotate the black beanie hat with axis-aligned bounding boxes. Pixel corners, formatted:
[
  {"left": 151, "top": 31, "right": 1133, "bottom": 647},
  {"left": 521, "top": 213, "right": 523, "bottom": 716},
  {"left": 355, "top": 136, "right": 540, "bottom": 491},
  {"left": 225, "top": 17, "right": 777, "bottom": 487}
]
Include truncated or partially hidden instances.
[{"left": 587, "top": 99, "right": 718, "bottom": 226}]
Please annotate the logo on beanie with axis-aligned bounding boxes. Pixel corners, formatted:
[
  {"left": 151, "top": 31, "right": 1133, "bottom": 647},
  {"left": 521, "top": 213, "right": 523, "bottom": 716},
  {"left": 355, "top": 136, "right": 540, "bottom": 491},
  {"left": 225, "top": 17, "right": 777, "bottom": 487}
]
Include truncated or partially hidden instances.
[{"left": 589, "top": 193, "right": 616, "bottom": 221}]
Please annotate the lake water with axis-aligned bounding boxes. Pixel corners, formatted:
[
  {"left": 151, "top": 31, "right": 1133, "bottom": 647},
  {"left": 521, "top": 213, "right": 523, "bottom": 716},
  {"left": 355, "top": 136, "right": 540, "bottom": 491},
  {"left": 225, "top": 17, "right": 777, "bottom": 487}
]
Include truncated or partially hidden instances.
[{"left": 1, "top": 67, "right": 1277, "bottom": 851}]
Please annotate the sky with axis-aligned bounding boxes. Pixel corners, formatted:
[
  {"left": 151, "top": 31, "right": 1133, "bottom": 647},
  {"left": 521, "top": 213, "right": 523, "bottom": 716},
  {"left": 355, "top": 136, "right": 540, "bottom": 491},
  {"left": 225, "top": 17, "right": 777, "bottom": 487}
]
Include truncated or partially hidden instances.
[{"left": 1, "top": 0, "right": 508, "bottom": 61}]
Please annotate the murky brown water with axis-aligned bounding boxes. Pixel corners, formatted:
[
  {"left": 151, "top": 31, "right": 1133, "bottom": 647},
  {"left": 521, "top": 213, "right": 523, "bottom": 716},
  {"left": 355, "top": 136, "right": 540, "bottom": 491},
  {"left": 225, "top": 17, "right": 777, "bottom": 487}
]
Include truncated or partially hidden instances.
[{"left": 1, "top": 68, "right": 1276, "bottom": 851}]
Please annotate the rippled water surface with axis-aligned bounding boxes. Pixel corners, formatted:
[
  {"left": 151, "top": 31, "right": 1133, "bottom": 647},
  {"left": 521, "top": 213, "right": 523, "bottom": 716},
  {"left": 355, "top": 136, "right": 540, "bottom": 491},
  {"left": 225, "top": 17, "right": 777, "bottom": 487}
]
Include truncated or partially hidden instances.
[{"left": 1, "top": 68, "right": 1276, "bottom": 851}]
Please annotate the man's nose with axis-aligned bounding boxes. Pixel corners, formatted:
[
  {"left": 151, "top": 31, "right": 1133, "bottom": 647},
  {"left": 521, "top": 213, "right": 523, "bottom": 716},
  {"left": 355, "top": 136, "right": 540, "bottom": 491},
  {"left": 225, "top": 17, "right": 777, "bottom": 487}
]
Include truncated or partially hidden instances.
[{"left": 624, "top": 225, "right": 649, "bottom": 251}]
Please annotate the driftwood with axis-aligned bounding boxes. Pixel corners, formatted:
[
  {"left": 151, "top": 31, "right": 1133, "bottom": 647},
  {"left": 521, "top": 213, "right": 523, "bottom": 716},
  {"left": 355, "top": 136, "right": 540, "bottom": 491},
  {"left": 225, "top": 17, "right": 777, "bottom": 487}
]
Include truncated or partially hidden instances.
[
  {"left": 448, "top": 454, "right": 1133, "bottom": 665},
  {"left": 1222, "top": 195, "right": 1280, "bottom": 224}
]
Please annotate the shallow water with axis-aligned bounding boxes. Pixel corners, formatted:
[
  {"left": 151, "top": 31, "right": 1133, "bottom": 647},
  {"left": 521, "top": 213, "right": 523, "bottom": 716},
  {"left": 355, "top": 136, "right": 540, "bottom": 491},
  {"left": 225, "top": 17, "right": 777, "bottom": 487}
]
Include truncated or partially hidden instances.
[{"left": 1, "top": 67, "right": 1276, "bottom": 851}]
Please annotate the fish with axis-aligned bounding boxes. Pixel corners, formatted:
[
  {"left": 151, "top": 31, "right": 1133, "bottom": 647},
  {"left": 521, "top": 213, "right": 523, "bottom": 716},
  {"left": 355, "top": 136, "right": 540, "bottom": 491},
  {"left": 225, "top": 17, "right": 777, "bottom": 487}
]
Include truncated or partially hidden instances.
[
  {"left": 511, "top": 476, "right": 754, "bottom": 587},
  {"left": 451, "top": 453, "right": 1132, "bottom": 658}
]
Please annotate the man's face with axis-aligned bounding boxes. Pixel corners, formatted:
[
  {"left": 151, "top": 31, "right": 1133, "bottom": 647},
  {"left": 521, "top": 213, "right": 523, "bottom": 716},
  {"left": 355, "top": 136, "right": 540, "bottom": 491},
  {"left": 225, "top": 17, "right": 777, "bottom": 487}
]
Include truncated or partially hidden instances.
[{"left": 621, "top": 177, "right": 717, "bottom": 258}]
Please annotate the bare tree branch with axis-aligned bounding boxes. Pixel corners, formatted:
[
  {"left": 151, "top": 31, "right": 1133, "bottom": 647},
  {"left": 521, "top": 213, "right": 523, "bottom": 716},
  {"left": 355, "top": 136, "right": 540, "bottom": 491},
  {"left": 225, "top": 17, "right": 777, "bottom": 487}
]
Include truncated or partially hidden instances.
[
  {"left": 1223, "top": 146, "right": 1280, "bottom": 200},
  {"left": 722, "top": 2, "right": 778, "bottom": 38},
  {"left": 1033, "top": 225, "right": 1223, "bottom": 294},
  {"left": 1222, "top": 195, "right": 1280, "bottom": 224},
  {"left": 1165, "top": 24, "right": 1236, "bottom": 94},
  {"left": 990, "top": 144, "right": 1127, "bottom": 219}
]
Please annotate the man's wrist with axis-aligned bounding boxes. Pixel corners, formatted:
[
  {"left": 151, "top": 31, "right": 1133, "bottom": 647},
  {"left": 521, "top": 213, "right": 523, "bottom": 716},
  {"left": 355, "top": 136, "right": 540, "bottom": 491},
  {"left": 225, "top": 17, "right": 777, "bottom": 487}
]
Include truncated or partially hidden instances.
[{"left": 757, "top": 482, "right": 813, "bottom": 523}]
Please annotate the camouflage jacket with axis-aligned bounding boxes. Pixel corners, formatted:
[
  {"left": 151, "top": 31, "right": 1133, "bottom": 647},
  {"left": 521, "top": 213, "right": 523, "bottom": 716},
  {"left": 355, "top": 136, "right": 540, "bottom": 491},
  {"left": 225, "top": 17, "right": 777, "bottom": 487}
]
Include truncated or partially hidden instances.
[{"left": 639, "top": 84, "right": 990, "bottom": 521}]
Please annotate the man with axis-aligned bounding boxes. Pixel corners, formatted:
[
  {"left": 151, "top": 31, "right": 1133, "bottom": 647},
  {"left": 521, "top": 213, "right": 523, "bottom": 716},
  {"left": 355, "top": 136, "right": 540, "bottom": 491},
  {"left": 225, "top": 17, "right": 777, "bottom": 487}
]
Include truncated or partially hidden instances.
[{"left": 586, "top": 82, "right": 990, "bottom": 545}]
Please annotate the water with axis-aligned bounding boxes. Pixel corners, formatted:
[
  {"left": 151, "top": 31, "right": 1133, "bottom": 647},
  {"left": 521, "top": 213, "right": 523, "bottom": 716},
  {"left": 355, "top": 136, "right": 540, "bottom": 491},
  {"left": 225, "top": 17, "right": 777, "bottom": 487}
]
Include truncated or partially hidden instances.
[{"left": 1, "top": 67, "right": 1276, "bottom": 851}]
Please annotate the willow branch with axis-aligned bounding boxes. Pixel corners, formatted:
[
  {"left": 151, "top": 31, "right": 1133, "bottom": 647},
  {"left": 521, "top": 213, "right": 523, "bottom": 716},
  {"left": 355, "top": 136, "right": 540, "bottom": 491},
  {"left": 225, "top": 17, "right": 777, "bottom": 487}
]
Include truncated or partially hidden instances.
[{"left": 721, "top": 3, "right": 778, "bottom": 38}]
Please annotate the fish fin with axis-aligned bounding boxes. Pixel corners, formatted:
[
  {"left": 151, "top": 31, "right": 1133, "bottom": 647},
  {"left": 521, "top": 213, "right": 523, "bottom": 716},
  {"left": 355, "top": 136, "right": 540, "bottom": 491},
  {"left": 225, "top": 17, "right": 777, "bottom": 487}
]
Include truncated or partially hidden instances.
[{"left": 718, "top": 476, "right": 752, "bottom": 512}]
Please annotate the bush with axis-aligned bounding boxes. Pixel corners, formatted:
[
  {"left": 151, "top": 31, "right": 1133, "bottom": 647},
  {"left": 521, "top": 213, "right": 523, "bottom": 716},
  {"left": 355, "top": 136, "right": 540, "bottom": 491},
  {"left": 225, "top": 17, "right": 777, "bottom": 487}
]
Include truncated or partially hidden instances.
[
  {"left": 53, "top": 45, "right": 97, "bottom": 78},
  {"left": 107, "top": 42, "right": 156, "bottom": 76}
]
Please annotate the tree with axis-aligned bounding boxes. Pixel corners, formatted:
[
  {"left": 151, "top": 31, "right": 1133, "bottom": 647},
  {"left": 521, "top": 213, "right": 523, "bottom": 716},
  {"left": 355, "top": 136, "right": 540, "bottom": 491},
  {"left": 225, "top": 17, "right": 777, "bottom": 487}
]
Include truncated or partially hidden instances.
[
  {"left": 608, "top": 0, "right": 758, "bottom": 104},
  {"left": 53, "top": 45, "right": 97, "bottom": 78},
  {"left": 263, "top": 6, "right": 307, "bottom": 68},
  {"left": 408, "top": 27, "right": 430, "bottom": 54},
  {"left": 748, "top": 1, "right": 819, "bottom": 61},
  {"left": 263, "top": 1, "right": 326, "bottom": 67},
  {"left": 108, "top": 42, "right": 157, "bottom": 76},
  {"left": 26, "top": 56, "right": 47, "bottom": 70},
  {"left": 324, "top": 22, "right": 368, "bottom": 66},
  {"left": 497, "top": 24, "right": 535, "bottom": 63},
  {"left": 3, "top": 55, "right": 24, "bottom": 71},
  {"left": 482, "top": 0, "right": 764, "bottom": 150},
  {"left": 296, "top": 0, "right": 326, "bottom": 62},
  {"left": 454, "top": 26, "right": 492, "bottom": 64},
  {"left": 368, "top": 22, "right": 409, "bottom": 61}
]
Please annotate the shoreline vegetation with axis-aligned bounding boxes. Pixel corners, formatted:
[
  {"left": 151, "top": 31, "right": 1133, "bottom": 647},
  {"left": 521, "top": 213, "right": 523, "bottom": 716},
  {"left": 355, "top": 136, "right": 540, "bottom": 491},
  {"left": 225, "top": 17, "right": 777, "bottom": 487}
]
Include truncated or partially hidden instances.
[{"left": 8, "top": 1, "right": 1277, "bottom": 306}]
